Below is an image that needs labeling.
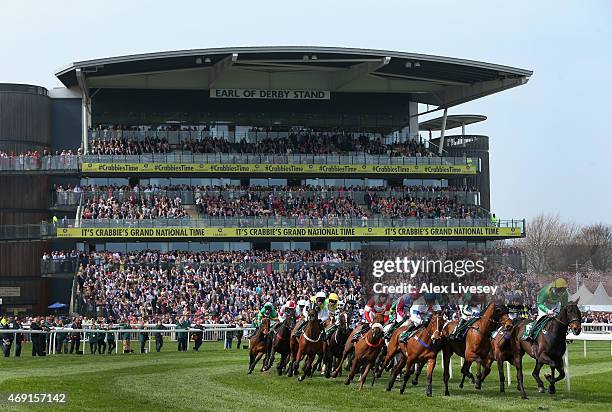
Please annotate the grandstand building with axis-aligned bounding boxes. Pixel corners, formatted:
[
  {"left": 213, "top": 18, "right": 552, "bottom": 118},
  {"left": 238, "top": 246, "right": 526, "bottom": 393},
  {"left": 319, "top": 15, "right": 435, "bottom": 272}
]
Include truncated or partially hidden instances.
[{"left": 0, "top": 47, "right": 531, "bottom": 314}]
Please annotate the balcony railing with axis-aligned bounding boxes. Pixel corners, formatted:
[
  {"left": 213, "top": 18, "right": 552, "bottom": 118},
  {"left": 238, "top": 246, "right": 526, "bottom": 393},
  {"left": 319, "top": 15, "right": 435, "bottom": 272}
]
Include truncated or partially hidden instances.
[
  {"left": 41, "top": 258, "right": 359, "bottom": 275},
  {"left": 60, "top": 189, "right": 480, "bottom": 207},
  {"left": 0, "top": 218, "right": 524, "bottom": 240},
  {"left": 71, "top": 216, "right": 514, "bottom": 229},
  {"left": 0, "top": 153, "right": 478, "bottom": 172}
]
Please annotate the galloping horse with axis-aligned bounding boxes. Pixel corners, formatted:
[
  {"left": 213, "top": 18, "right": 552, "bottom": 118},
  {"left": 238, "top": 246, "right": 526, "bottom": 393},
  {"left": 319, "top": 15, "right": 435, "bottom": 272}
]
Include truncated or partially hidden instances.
[
  {"left": 292, "top": 306, "right": 325, "bottom": 381},
  {"left": 265, "top": 310, "right": 296, "bottom": 375},
  {"left": 512, "top": 300, "right": 581, "bottom": 399},
  {"left": 248, "top": 317, "right": 272, "bottom": 374},
  {"left": 323, "top": 311, "right": 351, "bottom": 378},
  {"left": 333, "top": 312, "right": 385, "bottom": 375},
  {"left": 334, "top": 322, "right": 385, "bottom": 389},
  {"left": 491, "top": 315, "right": 520, "bottom": 393},
  {"left": 386, "top": 312, "right": 445, "bottom": 397},
  {"left": 442, "top": 302, "right": 513, "bottom": 395}
]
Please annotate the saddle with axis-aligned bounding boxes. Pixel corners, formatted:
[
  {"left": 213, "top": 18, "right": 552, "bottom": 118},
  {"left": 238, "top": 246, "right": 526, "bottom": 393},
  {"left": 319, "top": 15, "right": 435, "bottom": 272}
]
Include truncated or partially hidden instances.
[
  {"left": 522, "top": 316, "right": 553, "bottom": 341},
  {"left": 451, "top": 317, "right": 479, "bottom": 340},
  {"left": 398, "top": 324, "right": 421, "bottom": 343}
]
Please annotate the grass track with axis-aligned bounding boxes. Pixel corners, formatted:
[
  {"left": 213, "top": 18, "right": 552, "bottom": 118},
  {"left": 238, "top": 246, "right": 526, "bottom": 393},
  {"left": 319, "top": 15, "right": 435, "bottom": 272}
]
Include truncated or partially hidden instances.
[{"left": 0, "top": 341, "right": 610, "bottom": 411}]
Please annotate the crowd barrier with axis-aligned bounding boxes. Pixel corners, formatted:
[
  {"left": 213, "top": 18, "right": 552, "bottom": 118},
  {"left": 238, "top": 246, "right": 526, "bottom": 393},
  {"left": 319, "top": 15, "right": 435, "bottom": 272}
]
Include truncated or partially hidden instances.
[{"left": 1, "top": 326, "right": 254, "bottom": 357}]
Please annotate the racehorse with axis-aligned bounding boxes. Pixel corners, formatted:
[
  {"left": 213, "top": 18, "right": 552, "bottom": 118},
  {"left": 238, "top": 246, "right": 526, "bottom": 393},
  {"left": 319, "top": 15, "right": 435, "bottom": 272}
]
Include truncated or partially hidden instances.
[
  {"left": 323, "top": 311, "right": 351, "bottom": 378},
  {"left": 265, "top": 310, "right": 296, "bottom": 375},
  {"left": 386, "top": 312, "right": 445, "bottom": 397},
  {"left": 248, "top": 317, "right": 272, "bottom": 374},
  {"left": 332, "top": 312, "right": 385, "bottom": 378},
  {"left": 491, "top": 315, "right": 520, "bottom": 393},
  {"left": 333, "top": 322, "right": 385, "bottom": 389},
  {"left": 511, "top": 300, "right": 581, "bottom": 399},
  {"left": 292, "top": 306, "right": 325, "bottom": 382},
  {"left": 442, "top": 302, "right": 513, "bottom": 395}
]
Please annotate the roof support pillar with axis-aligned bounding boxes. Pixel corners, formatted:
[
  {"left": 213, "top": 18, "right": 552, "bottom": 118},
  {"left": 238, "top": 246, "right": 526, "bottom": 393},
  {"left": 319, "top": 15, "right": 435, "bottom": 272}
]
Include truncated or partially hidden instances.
[
  {"left": 209, "top": 53, "right": 238, "bottom": 88},
  {"left": 438, "top": 108, "right": 448, "bottom": 155},
  {"left": 76, "top": 68, "right": 91, "bottom": 153}
]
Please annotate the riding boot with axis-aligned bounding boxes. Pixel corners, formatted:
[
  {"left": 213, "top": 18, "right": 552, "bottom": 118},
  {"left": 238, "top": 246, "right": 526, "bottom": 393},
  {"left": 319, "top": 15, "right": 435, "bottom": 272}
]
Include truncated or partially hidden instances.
[
  {"left": 352, "top": 324, "right": 370, "bottom": 342},
  {"left": 384, "top": 321, "right": 398, "bottom": 340},
  {"left": 452, "top": 318, "right": 466, "bottom": 340},
  {"left": 294, "top": 320, "right": 306, "bottom": 337}
]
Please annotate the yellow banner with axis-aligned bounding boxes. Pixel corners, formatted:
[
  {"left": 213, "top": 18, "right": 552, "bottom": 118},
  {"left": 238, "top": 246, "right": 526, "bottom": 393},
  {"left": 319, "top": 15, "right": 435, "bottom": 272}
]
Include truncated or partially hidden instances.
[
  {"left": 56, "top": 226, "right": 521, "bottom": 239},
  {"left": 80, "top": 162, "right": 476, "bottom": 175}
]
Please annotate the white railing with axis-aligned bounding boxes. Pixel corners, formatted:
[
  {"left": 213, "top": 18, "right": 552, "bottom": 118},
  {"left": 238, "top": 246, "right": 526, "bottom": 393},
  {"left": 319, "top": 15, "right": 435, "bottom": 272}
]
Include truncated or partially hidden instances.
[
  {"left": 580, "top": 322, "right": 612, "bottom": 334},
  {"left": 1, "top": 326, "right": 254, "bottom": 356}
]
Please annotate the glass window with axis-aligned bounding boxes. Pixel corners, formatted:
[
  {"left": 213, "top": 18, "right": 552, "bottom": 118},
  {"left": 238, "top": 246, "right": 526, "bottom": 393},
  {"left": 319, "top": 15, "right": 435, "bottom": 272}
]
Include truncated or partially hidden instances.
[{"left": 126, "top": 242, "right": 146, "bottom": 252}]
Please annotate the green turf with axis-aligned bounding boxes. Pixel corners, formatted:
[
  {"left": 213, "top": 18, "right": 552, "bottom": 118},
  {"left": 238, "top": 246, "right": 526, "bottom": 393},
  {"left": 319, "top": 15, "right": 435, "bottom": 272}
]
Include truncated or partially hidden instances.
[{"left": 0, "top": 340, "right": 610, "bottom": 411}]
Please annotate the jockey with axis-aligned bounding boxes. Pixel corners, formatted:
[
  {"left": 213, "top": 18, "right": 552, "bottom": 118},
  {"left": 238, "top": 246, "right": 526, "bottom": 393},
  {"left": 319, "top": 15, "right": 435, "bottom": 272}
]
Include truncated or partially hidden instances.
[
  {"left": 294, "top": 291, "right": 328, "bottom": 336},
  {"left": 326, "top": 293, "right": 340, "bottom": 316},
  {"left": 450, "top": 291, "right": 483, "bottom": 339},
  {"left": 384, "top": 293, "right": 413, "bottom": 339},
  {"left": 296, "top": 299, "right": 309, "bottom": 320},
  {"left": 507, "top": 290, "right": 529, "bottom": 321},
  {"left": 363, "top": 293, "right": 391, "bottom": 325},
  {"left": 250, "top": 302, "right": 279, "bottom": 337},
  {"left": 352, "top": 293, "right": 390, "bottom": 342},
  {"left": 278, "top": 300, "right": 297, "bottom": 322},
  {"left": 410, "top": 293, "right": 440, "bottom": 328},
  {"left": 256, "top": 302, "right": 279, "bottom": 326},
  {"left": 344, "top": 299, "right": 361, "bottom": 328},
  {"left": 527, "top": 277, "right": 568, "bottom": 341}
]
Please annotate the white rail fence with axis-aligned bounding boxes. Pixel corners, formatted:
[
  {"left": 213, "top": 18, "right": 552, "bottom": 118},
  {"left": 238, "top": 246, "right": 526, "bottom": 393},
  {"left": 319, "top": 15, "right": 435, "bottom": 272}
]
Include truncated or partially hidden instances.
[{"left": 1, "top": 325, "right": 254, "bottom": 356}]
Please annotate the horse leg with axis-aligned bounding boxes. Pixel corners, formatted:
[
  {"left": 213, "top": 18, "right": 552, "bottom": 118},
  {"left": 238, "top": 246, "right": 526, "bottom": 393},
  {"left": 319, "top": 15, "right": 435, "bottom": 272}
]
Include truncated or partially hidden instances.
[
  {"left": 345, "top": 350, "right": 354, "bottom": 371},
  {"left": 345, "top": 353, "right": 360, "bottom": 385},
  {"left": 497, "top": 359, "right": 506, "bottom": 393},
  {"left": 399, "top": 358, "right": 414, "bottom": 395},
  {"left": 385, "top": 357, "right": 402, "bottom": 392},
  {"left": 515, "top": 353, "right": 528, "bottom": 399},
  {"left": 333, "top": 346, "right": 350, "bottom": 378},
  {"left": 250, "top": 352, "right": 264, "bottom": 375},
  {"left": 532, "top": 360, "right": 546, "bottom": 393},
  {"left": 264, "top": 347, "right": 275, "bottom": 372},
  {"left": 299, "top": 353, "right": 312, "bottom": 382},
  {"left": 544, "top": 356, "right": 563, "bottom": 394},
  {"left": 359, "top": 361, "right": 372, "bottom": 390},
  {"left": 459, "top": 360, "right": 472, "bottom": 389},
  {"left": 379, "top": 344, "right": 397, "bottom": 379},
  {"left": 475, "top": 356, "right": 492, "bottom": 390},
  {"left": 293, "top": 347, "right": 303, "bottom": 379},
  {"left": 248, "top": 352, "right": 256, "bottom": 374},
  {"left": 413, "top": 362, "right": 425, "bottom": 386},
  {"left": 443, "top": 348, "right": 451, "bottom": 396},
  {"left": 425, "top": 357, "right": 436, "bottom": 397}
]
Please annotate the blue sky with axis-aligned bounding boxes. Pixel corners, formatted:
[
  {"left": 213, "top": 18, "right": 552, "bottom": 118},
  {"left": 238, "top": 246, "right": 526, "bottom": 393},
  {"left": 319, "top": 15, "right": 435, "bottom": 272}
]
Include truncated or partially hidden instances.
[{"left": 2, "top": 1, "right": 610, "bottom": 224}]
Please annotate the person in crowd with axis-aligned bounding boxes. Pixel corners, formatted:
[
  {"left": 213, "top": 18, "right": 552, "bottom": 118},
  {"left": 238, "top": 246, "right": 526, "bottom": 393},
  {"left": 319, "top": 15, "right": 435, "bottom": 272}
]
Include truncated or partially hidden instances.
[{"left": 154, "top": 319, "right": 165, "bottom": 352}]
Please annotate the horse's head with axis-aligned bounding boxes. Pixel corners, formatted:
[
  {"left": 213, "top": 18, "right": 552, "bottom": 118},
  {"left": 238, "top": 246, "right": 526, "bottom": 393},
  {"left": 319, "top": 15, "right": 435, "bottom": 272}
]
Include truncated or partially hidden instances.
[
  {"left": 285, "top": 310, "right": 296, "bottom": 328},
  {"left": 338, "top": 311, "right": 348, "bottom": 330},
  {"left": 429, "top": 311, "right": 445, "bottom": 341},
  {"left": 371, "top": 322, "right": 384, "bottom": 341},
  {"left": 493, "top": 303, "right": 513, "bottom": 332},
  {"left": 373, "top": 311, "right": 385, "bottom": 325},
  {"left": 307, "top": 305, "right": 318, "bottom": 323},
  {"left": 564, "top": 299, "right": 582, "bottom": 335},
  {"left": 260, "top": 317, "right": 271, "bottom": 336}
]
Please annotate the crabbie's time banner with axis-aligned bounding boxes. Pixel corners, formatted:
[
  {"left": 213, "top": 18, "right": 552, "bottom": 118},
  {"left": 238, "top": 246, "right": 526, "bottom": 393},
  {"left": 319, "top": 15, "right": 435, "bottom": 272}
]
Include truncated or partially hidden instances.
[
  {"left": 80, "top": 163, "right": 477, "bottom": 175},
  {"left": 55, "top": 226, "right": 522, "bottom": 239}
]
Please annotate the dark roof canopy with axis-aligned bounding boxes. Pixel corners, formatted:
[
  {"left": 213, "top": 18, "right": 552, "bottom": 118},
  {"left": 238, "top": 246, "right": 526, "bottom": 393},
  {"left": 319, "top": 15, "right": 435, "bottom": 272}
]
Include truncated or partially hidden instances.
[
  {"left": 419, "top": 114, "right": 487, "bottom": 131},
  {"left": 56, "top": 46, "right": 532, "bottom": 108}
]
